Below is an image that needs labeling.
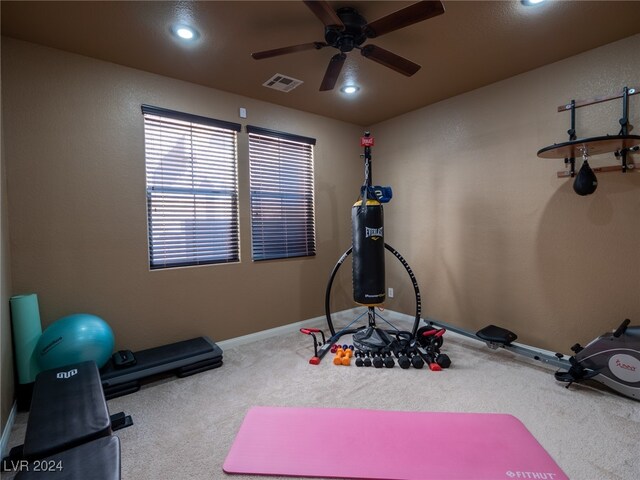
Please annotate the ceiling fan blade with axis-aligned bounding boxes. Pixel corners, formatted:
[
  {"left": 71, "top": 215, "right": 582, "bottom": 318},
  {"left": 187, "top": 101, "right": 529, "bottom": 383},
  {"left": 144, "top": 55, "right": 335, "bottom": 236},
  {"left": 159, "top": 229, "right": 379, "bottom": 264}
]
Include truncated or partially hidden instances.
[
  {"left": 319, "top": 53, "right": 346, "bottom": 91},
  {"left": 360, "top": 45, "right": 421, "bottom": 76},
  {"left": 251, "top": 42, "right": 327, "bottom": 60},
  {"left": 303, "top": 0, "right": 345, "bottom": 29},
  {"left": 364, "top": 1, "right": 445, "bottom": 38}
]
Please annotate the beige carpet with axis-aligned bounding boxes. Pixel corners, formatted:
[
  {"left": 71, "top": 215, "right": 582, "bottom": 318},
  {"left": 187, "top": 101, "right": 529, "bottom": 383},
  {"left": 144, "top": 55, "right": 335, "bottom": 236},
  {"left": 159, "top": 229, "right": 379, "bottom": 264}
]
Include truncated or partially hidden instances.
[{"left": 4, "top": 320, "right": 640, "bottom": 480}]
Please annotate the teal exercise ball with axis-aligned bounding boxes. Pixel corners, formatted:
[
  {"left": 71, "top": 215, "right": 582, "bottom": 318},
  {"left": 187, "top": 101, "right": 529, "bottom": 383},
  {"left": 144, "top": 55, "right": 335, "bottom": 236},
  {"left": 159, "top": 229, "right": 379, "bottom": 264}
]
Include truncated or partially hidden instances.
[{"left": 35, "top": 313, "right": 114, "bottom": 370}]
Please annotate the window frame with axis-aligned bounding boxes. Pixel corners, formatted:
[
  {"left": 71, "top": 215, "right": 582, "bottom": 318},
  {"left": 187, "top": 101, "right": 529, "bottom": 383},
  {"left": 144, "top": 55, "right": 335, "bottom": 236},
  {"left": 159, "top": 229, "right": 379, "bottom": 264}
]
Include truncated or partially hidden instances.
[
  {"left": 246, "top": 125, "right": 317, "bottom": 262},
  {"left": 142, "top": 104, "right": 242, "bottom": 270}
]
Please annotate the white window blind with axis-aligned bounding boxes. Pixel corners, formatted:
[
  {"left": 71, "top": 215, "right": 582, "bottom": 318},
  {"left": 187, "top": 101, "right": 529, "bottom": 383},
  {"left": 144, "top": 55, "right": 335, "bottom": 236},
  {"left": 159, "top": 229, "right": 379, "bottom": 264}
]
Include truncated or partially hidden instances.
[
  {"left": 143, "top": 105, "right": 241, "bottom": 269},
  {"left": 247, "top": 126, "right": 316, "bottom": 261}
]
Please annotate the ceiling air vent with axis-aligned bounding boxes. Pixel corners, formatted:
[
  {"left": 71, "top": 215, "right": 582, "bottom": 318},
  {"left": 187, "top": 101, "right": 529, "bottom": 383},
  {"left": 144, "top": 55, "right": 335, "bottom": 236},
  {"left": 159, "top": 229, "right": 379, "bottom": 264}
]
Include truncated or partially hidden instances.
[{"left": 263, "top": 74, "right": 303, "bottom": 92}]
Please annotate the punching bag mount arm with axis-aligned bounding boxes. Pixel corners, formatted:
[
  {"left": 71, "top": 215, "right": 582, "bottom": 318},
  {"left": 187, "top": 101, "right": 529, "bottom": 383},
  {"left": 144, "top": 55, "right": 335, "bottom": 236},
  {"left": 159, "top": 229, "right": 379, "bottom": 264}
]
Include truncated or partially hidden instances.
[
  {"left": 556, "top": 87, "right": 637, "bottom": 112},
  {"left": 361, "top": 131, "right": 374, "bottom": 188},
  {"left": 538, "top": 87, "right": 640, "bottom": 190}
]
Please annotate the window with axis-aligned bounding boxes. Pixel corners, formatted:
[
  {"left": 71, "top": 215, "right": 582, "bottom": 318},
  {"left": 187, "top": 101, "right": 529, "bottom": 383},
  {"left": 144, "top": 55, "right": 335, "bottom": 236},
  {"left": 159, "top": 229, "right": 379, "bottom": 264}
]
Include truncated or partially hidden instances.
[
  {"left": 142, "top": 105, "right": 241, "bottom": 269},
  {"left": 247, "top": 126, "right": 316, "bottom": 261}
]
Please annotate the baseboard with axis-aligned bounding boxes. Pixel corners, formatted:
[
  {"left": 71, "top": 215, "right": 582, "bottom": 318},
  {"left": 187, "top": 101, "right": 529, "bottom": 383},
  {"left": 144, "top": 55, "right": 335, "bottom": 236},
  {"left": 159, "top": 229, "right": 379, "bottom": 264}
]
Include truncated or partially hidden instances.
[
  {"left": 217, "top": 312, "right": 337, "bottom": 351},
  {"left": 1, "top": 401, "right": 17, "bottom": 458},
  {"left": 216, "top": 308, "right": 416, "bottom": 351}
]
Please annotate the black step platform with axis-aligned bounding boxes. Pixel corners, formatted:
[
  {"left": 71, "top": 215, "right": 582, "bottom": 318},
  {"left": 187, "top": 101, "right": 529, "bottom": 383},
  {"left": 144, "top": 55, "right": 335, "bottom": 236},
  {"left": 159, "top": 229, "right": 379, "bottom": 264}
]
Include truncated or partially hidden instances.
[
  {"left": 100, "top": 336, "right": 223, "bottom": 399},
  {"left": 23, "top": 361, "right": 112, "bottom": 460},
  {"left": 15, "top": 436, "right": 121, "bottom": 480}
]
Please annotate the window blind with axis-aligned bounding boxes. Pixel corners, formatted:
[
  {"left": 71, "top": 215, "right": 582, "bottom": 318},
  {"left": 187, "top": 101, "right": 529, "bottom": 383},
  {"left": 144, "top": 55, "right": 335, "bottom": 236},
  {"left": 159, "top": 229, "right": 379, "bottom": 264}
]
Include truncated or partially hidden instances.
[
  {"left": 247, "top": 126, "right": 317, "bottom": 261},
  {"left": 143, "top": 105, "right": 241, "bottom": 269}
]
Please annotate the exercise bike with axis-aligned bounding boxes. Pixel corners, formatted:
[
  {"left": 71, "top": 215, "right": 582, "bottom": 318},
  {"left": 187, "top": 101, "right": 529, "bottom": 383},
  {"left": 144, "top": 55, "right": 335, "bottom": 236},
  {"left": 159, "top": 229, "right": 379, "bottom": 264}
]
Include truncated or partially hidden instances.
[{"left": 554, "top": 319, "right": 640, "bottom": 400}]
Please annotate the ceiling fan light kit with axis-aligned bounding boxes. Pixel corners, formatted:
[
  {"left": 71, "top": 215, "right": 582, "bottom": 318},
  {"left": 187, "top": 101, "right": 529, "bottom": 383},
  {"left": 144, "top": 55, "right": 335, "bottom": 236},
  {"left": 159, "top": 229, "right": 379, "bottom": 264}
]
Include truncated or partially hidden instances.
[{"left": 251, "top": 1, "right": 445, "bottom": 92}]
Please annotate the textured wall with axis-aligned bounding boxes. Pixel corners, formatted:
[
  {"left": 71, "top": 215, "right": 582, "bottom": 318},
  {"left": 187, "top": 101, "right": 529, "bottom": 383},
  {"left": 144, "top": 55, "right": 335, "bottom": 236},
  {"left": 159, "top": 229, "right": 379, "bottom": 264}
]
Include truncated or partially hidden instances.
[
  {"left": 1, "top": 37, "right": 362, "bottom": 351},
  {"left": 1, "top": 97, "right": 15, "bottom": 444},
  {"left": 2, "top": 32, "right": 640, "bottom": 373},
  {"left": 372, "top": 34, "right": 640, "bottom": 352}
]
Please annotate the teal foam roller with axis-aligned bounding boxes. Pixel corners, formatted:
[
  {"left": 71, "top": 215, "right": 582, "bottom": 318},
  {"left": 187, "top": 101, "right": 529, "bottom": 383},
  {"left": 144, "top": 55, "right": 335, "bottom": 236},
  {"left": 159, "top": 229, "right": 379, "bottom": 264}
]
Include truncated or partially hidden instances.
[{"left": 10, "top": 293, "right": 43, "bottom": 384}]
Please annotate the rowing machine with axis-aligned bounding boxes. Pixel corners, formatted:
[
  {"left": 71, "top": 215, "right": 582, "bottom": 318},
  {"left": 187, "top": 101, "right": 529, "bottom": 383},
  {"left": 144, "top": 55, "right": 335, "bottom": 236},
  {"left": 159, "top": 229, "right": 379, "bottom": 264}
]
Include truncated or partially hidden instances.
[{"left": 427, "top": 317, "right": 639, "bottom": 401}]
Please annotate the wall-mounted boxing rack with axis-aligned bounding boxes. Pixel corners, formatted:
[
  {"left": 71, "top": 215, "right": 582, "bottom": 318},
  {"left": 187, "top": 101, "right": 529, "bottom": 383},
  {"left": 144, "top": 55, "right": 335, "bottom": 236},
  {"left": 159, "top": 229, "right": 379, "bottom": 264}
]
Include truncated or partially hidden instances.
[{"left": 537, "top": 87, "right": 640, "bottom": 195}]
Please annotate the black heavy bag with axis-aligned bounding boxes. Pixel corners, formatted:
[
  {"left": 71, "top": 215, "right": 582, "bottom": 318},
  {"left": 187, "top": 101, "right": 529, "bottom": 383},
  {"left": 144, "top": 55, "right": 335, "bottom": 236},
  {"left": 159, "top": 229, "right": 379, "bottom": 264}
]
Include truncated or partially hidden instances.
[
  {"left": 352, "top": 199, "right": 385, "bottom": 305},
  {"left": 573, "top": 160, "right": 598, "bottom": 196}
]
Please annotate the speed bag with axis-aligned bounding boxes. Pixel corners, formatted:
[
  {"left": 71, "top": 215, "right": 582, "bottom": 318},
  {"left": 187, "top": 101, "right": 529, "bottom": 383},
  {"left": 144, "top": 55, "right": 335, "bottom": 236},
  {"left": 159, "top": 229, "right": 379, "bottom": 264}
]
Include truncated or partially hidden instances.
[
  {"left": 352, "top": 199, "right": 386, "bottom": 305},
  {"left": 573, "top": 160, "right": 598, "bottom": 196}
]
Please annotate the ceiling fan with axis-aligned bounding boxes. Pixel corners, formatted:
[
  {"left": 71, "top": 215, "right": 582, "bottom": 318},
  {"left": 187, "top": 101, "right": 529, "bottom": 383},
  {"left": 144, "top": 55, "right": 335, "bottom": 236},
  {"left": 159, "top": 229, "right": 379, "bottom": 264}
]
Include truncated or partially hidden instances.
[{"left": 251, "top": 0, "right": 445, "bottom": 91}]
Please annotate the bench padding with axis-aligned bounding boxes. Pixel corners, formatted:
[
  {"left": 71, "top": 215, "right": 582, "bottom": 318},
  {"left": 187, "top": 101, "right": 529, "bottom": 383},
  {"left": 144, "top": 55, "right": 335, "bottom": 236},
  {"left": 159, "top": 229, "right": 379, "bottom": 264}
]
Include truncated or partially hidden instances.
[
  {"left": 16, "top": 436, "right": 121, "bottom": 480},
  {"left": 23, "top": 361, "right": 112, "bottom": 459}
]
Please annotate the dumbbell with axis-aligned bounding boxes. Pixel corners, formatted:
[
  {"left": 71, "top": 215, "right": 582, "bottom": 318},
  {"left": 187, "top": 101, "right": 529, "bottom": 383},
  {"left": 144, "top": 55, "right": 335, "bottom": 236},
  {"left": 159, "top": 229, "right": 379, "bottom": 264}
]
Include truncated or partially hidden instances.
[
  {"left": 407, "top": 350, "right": 424, "bottom": 369},
  {"left": 363, "top": 351, "right": 372, "bottom": 367},
  {"left": 333, "top": 349, "right": 352, "bottom": 366},
  {"left": 415, "top": 348, "right": 442, "bottom": 371},
  {"left": 355, "top": 351, "right": 364, "bottom": 367},
  {"left": 383, "top": 352, "right": 395, "bottom": 368},
  {"left": 372, "top": 353, "right": 384, "bottom": 368},
  {"left": 395, "top": 350, "right": 410, "bottom": 369},
  {"left": 333, "top": 348, "right": 344, "bottom": 365},
  {"left": 424, "top": 352, "right": 442, "bottom": 371},
  {"left": 436, "top": 353, "right": 451, "bottom": 369}
]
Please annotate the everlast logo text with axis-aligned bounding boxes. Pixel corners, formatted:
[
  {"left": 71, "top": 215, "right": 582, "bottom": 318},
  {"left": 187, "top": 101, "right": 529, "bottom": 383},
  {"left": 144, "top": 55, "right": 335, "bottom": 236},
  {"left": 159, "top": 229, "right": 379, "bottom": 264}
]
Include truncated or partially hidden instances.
[{"left": 365, "top": 227, "right": 383, "bottom": 239}]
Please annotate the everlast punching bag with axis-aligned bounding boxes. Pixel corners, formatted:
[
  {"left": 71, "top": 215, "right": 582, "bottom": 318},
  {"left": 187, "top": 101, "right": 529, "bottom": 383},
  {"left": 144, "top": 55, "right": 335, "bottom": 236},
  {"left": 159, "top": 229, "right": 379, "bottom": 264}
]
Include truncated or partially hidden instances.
[{"left": 352, "top": 194, "right": 385, "bottom": 305}]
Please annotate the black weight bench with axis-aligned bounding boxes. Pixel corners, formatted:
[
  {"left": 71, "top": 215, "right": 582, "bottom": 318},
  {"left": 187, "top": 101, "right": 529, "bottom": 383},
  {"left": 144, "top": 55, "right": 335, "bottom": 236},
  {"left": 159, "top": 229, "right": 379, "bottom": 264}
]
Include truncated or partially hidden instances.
[
  {"left": 5, "top": 361, "right": 127, "bottom": 479},
  {"left": 15, "top": 436, "right": 121, "bottom": 480},
  {"left": 23, "top": 361, "right": 113, "bottom": 459}
]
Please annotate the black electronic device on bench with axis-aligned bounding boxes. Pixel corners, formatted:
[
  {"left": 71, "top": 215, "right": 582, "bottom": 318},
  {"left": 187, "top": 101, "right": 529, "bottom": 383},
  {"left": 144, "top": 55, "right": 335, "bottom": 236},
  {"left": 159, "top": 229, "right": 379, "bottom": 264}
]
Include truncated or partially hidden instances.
[{"left": 100, "top": 336, "right": 223, "bottom": 399}]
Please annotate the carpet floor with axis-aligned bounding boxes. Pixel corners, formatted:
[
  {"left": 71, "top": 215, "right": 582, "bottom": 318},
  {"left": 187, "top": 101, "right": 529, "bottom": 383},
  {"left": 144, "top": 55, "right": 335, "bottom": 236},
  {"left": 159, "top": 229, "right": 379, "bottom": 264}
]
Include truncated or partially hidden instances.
[{"left": 3, "top": 320, "right": 639, "bottom": 479}]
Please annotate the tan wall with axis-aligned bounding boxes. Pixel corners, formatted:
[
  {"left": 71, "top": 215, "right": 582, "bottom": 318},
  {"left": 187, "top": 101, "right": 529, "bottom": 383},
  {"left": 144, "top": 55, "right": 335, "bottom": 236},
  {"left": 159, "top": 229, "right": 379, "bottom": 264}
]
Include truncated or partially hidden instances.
[
  {"left": 1, "top": 85, "right": 15, "bottom": 442},
  {"left": 372, "top": 34, "right": 640, "bottom": 352},
  {"left": 1, "top": 37, "right": 363, "bottom": 351},
  {"left": 2, "top": 31, "right": 640, "bottom": 374}
]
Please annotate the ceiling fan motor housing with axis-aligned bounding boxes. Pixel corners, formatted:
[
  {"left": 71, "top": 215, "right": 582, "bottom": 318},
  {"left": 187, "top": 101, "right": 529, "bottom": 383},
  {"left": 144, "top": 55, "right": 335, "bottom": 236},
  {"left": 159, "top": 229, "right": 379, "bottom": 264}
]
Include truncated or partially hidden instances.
[{"left": 325, "top": 7, "right": 368, "bottom": 52}]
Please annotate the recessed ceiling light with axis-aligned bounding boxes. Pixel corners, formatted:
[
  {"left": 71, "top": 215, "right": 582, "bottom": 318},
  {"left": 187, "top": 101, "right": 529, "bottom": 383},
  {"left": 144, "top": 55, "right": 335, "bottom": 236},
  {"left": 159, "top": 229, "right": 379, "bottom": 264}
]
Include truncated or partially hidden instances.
[
  {"left": 521, "top": 0, "right": 546, "bottom": 5},
  {"left": 341, "top": 85, "right": 360, "bottom": 95},
  {"left": 173, "top": 25, "right": 198, "bottom": 41}
]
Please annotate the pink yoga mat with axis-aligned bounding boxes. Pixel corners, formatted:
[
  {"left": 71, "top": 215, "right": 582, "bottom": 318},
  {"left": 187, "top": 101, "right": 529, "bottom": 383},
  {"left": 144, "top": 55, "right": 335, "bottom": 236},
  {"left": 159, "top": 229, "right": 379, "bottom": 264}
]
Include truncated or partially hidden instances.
[{"left": 223, "top": 406, "right": 568, "bottom": 480}]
